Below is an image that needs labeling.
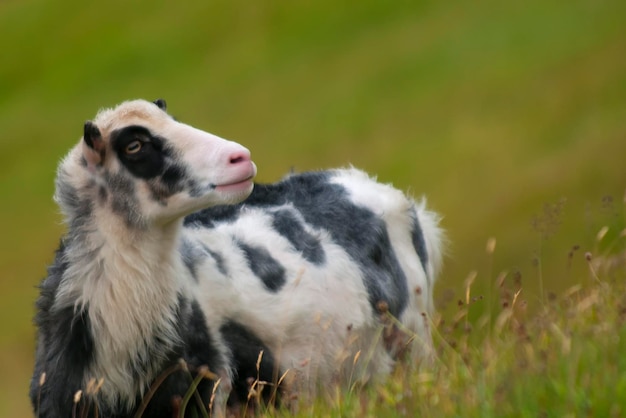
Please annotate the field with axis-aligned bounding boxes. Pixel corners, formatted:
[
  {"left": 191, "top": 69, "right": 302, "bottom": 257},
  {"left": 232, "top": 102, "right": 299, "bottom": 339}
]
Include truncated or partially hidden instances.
[{"left": 1, "top": 0, "right": 625, "bottom": 416}]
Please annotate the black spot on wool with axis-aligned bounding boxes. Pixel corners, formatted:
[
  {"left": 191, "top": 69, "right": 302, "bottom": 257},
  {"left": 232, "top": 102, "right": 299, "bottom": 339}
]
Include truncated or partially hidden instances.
[
  {"left": 30, "top": 242, "right": 96, "bottom": 418},
  {"left": 98, "top": 185, "right": 108, "bottom": 204},
  {"left": 271, "top": 209, "right": 326, "bottom": 265},
  {"left": 180, "top": 238, "right": 201, "bottom": 282},
  {"left": 104, "top": 171, "right": 143, "bottom": 227},
  {"left": 186, "top": 178, "right": 205, "bottom": 198},
  {"left": 410, "top": 210, "right": 430, "bottom": 286},
  {"left": 220, "top": 320, "right": 280, "bottom": 407},
  {"left": 184, "top": 300, "right": 224, "bottom": 369},
  {"left": 201, "top": 244, "right": 229, "bottom": 276},
  {"left": 181, "top": 239, "right": 230, "bottom": 280},
  {"left": 237, "top": 241, "right": 286, "bottom": 292},
  {"left": 184, "top": 203, "right": 241, "bottom": 228},
  {"left": 55, "top": 176, "right": 94, "bottom": 232}
]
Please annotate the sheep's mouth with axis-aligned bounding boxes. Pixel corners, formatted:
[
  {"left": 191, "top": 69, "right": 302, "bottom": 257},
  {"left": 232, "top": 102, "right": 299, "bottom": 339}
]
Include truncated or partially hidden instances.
[
  {"left": 214, "top": 161, "right": 257, "bottom": 193},
  {"left": 214, "top": 175, "right": 255, "bottom": 192}
]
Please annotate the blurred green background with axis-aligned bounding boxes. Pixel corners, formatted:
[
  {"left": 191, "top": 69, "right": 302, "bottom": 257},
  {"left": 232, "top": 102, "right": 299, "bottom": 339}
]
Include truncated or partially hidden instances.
[{"left": 1, "top": 0, "right": 625, "bottom": 415}]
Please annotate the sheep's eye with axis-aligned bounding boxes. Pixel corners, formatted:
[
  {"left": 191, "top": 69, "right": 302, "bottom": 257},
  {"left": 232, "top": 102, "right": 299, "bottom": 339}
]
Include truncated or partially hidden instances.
[{"left": 125, "top": 140, "right": 142, "bottom": 154}]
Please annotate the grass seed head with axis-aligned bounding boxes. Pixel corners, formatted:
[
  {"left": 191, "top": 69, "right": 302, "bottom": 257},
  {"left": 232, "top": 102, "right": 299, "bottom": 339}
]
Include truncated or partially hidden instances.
[
  {"left": 596, "top": 226, "right": 609, "bottom": 242},
  {"left": 73, "top": 390, "right": 82, "bottom": 404},
  {"left": 486, "top": 237, "right": 497, "bottom": 255},
  {"left": 376, "top": 300, "right": 389, "bottom": 314}
]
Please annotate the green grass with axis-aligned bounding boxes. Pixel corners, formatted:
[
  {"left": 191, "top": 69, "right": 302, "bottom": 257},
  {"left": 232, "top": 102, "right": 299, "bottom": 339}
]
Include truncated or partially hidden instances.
[{"left": 1, "top": 0, "right": 625, "bottom": 415}]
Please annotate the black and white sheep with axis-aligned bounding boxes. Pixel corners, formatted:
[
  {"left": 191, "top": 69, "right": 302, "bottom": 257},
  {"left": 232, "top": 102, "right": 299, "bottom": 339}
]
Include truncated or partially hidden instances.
[{"left": 30, "top": 99, "right": 443, "bottom": 417}]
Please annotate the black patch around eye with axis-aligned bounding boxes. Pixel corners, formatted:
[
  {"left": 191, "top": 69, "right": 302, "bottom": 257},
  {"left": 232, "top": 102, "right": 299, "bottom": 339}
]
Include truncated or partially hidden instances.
[{"left": 111, "top": 126, "right": 168, "bottom": 179}]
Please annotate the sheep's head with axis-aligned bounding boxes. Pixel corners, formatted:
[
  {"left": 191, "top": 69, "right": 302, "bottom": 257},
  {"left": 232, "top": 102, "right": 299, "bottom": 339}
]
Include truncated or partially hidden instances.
[{"left": 56, "top": 99, "right": 256, "bottom": 228}]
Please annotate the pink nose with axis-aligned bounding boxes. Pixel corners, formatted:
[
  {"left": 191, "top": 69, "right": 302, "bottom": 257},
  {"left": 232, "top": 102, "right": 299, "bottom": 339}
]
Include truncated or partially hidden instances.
[{"left": 228, "top": 150, "right": 251, "bottom": 165}]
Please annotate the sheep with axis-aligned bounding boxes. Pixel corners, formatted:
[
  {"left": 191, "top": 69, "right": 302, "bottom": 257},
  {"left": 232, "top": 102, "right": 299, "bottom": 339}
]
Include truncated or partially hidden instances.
[{"left": 30, "top": 99, "right": 443, "bottom": 417}]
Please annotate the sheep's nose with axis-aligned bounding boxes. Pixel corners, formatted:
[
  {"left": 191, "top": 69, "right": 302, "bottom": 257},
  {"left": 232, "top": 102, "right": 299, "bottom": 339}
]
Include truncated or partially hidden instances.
[{"left": 228, "top": 150, "right": 251, "bottom": 165}]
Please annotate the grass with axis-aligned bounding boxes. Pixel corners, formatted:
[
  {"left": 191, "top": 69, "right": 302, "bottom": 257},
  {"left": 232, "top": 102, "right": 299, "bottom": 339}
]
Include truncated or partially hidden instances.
[
  {"left": 421, "top": 246, "right": 626, "bottom": 417},
  {"left": 1, "top": 0, "right": 625, "bottom": 415}
]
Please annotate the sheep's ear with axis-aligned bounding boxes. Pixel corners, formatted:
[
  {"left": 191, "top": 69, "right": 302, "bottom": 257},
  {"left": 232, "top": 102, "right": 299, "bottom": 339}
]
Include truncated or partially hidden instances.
[
  {"left": 153, "top": 99, "right": 167, "bottom": 111},
  {"left": 82, "top": 121, "right": 105, "bottom": 166}
]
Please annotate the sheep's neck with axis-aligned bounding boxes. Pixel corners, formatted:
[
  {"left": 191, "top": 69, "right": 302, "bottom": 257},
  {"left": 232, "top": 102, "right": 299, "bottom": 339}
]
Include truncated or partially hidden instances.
[
  {"left": 62, "top": 217, "right": 186, "bottom": 405},
  {"left": 89, "top": 219, "right": 182, "bottom": 336}
]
